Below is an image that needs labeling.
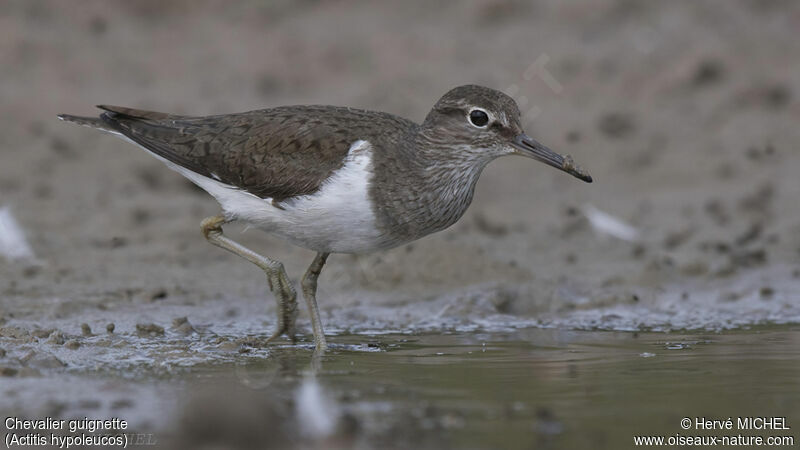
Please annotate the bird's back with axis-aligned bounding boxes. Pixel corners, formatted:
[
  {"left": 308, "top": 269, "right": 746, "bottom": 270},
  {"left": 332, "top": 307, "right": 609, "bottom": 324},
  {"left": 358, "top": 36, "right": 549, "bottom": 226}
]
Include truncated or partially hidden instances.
[{"left": 62, "top": 104, "right": 418, "bottom": 203}]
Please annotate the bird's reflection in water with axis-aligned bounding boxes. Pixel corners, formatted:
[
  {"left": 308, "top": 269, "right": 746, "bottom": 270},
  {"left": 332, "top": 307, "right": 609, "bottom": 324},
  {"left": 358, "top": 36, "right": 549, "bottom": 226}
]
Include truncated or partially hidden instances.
[
  {"left": 172, "top": 345, "right": 353, "bottom": 448},
  {"left": 233, "top": 345, "right": 345, "bottom": 441}
]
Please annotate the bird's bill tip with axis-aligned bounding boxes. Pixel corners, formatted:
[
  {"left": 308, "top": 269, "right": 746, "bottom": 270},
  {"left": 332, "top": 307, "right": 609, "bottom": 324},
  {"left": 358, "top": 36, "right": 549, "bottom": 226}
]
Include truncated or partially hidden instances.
[{"left": 511, "top": 134, "right": 593, "bottom": 183}]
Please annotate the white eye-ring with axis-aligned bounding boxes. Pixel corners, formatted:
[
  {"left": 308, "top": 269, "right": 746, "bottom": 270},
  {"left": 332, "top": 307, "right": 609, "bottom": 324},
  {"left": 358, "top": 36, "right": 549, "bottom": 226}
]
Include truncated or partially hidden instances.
[{"left": 468, "top": 108, "right": 490, "bottom": 128}]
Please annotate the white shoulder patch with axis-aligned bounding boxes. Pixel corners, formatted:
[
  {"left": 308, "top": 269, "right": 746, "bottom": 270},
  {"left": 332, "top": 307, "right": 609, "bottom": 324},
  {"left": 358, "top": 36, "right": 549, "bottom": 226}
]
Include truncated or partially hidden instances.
[{"left": 268, "top": 139, "right": 380, "bottom": 252}]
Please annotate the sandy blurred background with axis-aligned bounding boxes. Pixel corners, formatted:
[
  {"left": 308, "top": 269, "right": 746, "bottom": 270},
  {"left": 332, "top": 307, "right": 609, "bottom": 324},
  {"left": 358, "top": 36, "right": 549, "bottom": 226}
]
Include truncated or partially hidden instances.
[
  {"left": 2, "top": 0, "right": 798, "bottom": 328},
  {"left": 0, "top": 1, "right": 799, "bottom": 448}
]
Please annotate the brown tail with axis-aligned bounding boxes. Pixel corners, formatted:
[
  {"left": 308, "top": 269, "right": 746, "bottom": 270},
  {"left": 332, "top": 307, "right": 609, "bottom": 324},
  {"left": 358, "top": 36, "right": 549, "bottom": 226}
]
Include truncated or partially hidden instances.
[
  {"left": 57, "top": 113, "right": 117, "bottom": 133},
  {"left": 58, "top": 105, "right": 178, "bottom": 133},
  {"left": 95, "top": 104, "right": 175, "bottom": 121}
]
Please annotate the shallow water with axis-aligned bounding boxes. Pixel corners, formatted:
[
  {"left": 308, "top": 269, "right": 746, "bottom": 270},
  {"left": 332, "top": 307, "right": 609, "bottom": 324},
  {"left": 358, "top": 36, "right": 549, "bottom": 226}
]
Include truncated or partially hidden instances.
[
  {"left": 4, "top": 326, "right": 797, "bottom": 449},
  {"left": 278, "top": 328, "right": 800, "bottom": 449},
  {"left": 1, "top": 0, "right": 799, "bottom": 448}
]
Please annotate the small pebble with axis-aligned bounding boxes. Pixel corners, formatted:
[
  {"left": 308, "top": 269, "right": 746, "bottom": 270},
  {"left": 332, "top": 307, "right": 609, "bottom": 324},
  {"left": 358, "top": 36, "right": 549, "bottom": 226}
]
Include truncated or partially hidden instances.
[
  {"left": 597, "top": 112, "right": 635, "bottom": 139},
  {"left": 47, "top": 331, "right": 66, "bottom": 345},
  {"left": 171, "top": 317, "right": 196, "bottom": 335},
  {"left": 136, "top": 323, "right": 164, "bottom": 337},
  {"left": 692, "top": 59, "right": 724, "bottom": 87},
  {"left": 64, "top": 339, "right": 81, "bottom": 350},
  {"left": 148, "top": 289, "right": 168, "bottom": 302},
  {"left": 33, "top": 328, "right": 55, "bottom": 339}
]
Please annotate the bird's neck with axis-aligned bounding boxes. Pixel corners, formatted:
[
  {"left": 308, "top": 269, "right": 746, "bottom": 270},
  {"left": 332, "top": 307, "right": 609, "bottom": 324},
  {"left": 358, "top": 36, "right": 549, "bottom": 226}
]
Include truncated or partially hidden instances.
[
  {"left": 367, "top": 129, "right": 491, "bottom": 245},
  {"left": 412, "top": 127, "right": 494, "bottom": 204},
  {"left": 413, "top": 146, "right": 488, "bottom": 229}
]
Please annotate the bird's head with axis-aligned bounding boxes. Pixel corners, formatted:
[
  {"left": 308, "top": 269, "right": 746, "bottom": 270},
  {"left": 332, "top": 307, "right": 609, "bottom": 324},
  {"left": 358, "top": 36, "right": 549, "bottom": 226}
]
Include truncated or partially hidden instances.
[{"left": 421, "top": 84, "right": 592, "bottom": 183}]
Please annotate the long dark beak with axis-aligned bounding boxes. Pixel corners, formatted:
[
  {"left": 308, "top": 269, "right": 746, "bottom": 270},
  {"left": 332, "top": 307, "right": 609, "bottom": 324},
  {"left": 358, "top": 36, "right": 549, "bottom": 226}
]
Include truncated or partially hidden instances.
[{"left": 512, "top": 133, "right": 592, "bottom": 183}]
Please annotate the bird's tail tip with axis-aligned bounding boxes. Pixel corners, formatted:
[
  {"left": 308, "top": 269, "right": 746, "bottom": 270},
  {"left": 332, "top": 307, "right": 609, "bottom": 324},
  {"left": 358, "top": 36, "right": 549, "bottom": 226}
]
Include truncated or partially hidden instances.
[{"left": 57, "top": 113, "right": 109, "bottom": 130}]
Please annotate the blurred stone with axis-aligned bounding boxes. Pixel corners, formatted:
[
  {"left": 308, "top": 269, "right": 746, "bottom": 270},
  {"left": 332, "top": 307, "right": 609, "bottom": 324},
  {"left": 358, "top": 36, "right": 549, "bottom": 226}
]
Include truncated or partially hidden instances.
[
  {"left": 136, "top": 323, "right": 165, "bottom": 337},
  {"left": 692, "top": 59, "right": 724, "bottom": 87},
  {"left": 171, "top": 316, "right": 196, "bottom": 335},
  {"left": 597, "top": 112, "right": 635, "bottom": 139}
]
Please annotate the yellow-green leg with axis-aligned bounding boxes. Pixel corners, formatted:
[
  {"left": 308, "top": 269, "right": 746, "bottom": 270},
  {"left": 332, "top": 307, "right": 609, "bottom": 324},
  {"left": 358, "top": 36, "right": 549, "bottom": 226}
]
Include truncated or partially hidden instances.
[
  {"left": 201, "top": 215, "right": 298, "bottom": 343},
  {"left": 301, "top": 252, "right": 330, "bottom": 352}
]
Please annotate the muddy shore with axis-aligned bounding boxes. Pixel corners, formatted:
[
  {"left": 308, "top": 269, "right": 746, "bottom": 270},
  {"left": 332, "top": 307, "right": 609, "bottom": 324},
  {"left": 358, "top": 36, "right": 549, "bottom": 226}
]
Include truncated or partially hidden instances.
[{"left": 1, "top": 1, "right": 798, "bottom": 448}]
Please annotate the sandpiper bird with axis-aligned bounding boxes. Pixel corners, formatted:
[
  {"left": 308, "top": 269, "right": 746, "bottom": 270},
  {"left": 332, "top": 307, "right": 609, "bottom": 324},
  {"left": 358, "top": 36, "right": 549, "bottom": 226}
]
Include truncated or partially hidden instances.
[{"left": 58, "top": 85, "right": 591, "bottom": 352}]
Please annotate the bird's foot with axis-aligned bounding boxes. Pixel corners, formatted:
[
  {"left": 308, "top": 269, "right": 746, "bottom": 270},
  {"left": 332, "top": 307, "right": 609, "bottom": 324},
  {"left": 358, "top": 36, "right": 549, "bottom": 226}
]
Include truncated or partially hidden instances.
[{"left": 264, "top": 270, "right": 299, "bottom": 344}]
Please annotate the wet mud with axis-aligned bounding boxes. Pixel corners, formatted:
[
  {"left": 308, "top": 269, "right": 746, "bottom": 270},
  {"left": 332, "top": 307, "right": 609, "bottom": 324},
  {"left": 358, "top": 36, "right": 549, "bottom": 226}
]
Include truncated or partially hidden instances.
[{"left": 1, "top": 1, "right": 799, "bottom": 448}]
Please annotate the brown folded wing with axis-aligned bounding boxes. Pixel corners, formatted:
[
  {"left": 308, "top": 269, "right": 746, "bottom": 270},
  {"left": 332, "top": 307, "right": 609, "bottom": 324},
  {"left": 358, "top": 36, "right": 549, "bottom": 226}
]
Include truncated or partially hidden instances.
[{"left": 98, "top": 104, "right": 363, "bottom": 202}]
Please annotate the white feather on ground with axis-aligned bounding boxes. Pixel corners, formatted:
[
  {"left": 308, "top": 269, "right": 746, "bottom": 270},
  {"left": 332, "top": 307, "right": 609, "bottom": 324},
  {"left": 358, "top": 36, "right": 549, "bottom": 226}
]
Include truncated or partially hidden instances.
[
  {"left": 582, "top": 204, "right": 641, "bottom": 242},
  {"left": 0, "top": 206, "right": 36, "bottom": 261}
]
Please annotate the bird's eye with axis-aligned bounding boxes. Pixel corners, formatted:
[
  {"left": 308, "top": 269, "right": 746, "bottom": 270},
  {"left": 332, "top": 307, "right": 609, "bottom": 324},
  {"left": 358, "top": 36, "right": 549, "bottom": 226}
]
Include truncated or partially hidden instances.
[{"left": 469, "top": 109, "right": 489, "bottom": 128}]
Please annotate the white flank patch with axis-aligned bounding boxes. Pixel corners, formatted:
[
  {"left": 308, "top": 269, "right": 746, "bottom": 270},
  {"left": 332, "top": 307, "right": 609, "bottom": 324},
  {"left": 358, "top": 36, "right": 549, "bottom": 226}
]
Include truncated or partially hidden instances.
[
  {"left": 0, "top": 206, "right": 36, "bottom": 261},
  {"left": 109, "top": 131, "right": 380, "bottom": 253},
  {"left": 582, "top": 204, "right": 641, "bottom": 242},
  {"left": 295, "top": 377, "right": 339, "bottom": 438}
]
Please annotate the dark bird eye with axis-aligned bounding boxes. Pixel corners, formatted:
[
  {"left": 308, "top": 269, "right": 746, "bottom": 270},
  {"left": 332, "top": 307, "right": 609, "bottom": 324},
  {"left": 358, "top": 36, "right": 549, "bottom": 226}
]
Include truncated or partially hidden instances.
[{"left": 469, "top": 109, "right": 489, "bottom": 127}]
